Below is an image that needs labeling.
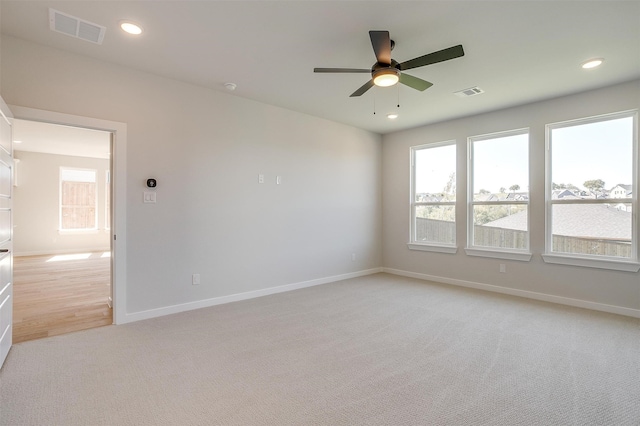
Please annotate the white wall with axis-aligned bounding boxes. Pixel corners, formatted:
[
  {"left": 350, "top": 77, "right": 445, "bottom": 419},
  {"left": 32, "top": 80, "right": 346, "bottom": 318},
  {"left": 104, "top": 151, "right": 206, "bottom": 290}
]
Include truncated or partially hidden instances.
[
  {"left": 1, "top": 36, "right": 382, "bottom": 315},
  {"left": 13, "top": 150, "right": 110, "bottom": 256},
  {"left": 4, "top": 34, "right": 636, "bottom": 320},
  {"left": 382, "top": 80, "right": 640, "bottom": 314}
]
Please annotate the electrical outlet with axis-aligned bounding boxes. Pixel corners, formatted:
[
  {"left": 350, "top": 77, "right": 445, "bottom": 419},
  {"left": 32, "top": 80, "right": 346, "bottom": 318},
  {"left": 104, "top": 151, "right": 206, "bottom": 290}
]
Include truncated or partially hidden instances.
[
  {"left": 192, "top": 274, "right": 200, "bottom": 285},
  {"left": 258, "top": 174, "right": 264, "bottom": 184},
  {"left": 499, "top": 264, "right": 506, "bottom": 273}
]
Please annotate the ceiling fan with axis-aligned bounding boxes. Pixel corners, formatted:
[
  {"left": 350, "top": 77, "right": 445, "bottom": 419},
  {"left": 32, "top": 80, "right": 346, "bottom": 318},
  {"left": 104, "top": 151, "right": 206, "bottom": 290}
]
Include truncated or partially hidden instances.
[{"left": 314, "top": 30, "right": 465, "bottom": 97}]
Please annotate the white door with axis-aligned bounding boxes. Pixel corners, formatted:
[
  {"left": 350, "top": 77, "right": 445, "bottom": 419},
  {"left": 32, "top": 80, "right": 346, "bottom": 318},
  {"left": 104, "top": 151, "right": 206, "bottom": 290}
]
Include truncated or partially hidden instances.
[{"left": 0, "top": 98, "right": 13, "bottom": 369}]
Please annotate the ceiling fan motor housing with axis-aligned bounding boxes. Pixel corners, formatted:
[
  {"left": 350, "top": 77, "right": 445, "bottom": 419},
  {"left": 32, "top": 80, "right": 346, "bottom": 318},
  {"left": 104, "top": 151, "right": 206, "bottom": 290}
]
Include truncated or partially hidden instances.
[{"left": 372, "top": 59, "right": 400, "bottom": 72}]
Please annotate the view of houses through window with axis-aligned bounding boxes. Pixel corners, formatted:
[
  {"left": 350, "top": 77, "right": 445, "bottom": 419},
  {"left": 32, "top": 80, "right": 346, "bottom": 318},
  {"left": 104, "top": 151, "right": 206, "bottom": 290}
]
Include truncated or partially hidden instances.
[
  {"left": 410, "top": 110, "right": 637, "bottom": 264},
  {"left": 547, "top": 111, "right": 635, "bottom": 259},
  {"left": 468, "top": 130, "right": 529, "bottom": 251}
]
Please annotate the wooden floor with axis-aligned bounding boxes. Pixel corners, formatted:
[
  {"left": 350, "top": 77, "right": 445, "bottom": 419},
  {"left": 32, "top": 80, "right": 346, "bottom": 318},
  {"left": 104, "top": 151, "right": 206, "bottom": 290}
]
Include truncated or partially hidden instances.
[{"left": 12, "top": 252, "right": 112, "bottom": 343}]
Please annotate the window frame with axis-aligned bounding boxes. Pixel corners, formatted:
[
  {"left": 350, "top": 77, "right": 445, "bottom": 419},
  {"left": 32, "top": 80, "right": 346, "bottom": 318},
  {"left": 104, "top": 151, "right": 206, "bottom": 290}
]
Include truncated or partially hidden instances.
[
  {"left": 542, "top": 110, "right": 639, "bottom": 272},
  {"left": 408, "top": 140, "right": 458, "bottom": 254},
  {"left": 466, "top": 128, "right": 532, "bottom": 261},
  {"left": 59, "top": 166, "right": 99, "bottom": 233}
]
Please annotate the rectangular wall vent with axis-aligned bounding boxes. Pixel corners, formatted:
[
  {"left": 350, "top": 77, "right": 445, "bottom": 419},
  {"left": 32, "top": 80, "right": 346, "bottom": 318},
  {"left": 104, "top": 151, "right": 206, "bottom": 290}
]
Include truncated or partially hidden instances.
[
  {"left": 49, "top": 8, "right": 106, "bottom": 45},
  {"left": 454, "top": 86, "right": 485, "bottom": 98}
]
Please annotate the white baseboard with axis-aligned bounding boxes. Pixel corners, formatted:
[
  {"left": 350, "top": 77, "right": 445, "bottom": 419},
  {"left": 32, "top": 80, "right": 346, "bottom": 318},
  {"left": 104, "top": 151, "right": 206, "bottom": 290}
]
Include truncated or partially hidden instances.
[
  {"left": 382, "top": 268, "right": 640, "bottom": 319},
  {"left": 121, "top": 268, "right": 384, "bottom": 324}
]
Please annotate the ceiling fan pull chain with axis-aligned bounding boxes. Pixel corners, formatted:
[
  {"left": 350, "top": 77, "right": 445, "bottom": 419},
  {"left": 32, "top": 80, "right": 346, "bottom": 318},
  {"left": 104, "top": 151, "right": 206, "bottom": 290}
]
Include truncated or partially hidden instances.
[
  {"left": 373, "top": 91, "right": 376, "bottom": 115},
  {"left": 397, "top": 84, "right": 400, "bottom": 108}
]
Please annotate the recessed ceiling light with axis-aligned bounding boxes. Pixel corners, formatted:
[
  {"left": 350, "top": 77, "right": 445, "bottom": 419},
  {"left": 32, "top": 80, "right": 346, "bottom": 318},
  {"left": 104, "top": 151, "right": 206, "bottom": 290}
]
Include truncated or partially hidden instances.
[
  {"left": 120, "top": 21, "right": 143, "bottom": 35},
  {"left": 581, "top": 58, "right": 604, "bottom": 69},
  {"left": 387, "top": 113, "right": 398, "bottom": 120},
  {"left": 224, "top": 83, "right": 237, "bottom": 91},
  {"left": 14, "top": 140, "right": 23, "bottom": 144}
]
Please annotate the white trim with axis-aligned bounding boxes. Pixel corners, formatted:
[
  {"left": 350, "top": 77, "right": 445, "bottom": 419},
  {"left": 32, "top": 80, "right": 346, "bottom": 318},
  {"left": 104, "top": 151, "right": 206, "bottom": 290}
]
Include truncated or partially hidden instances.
[
  {"left": 58, "top": 229, "right": 102, "bottom": 235},
  {"left": 407, "top": 243, "right": 457, "bottom": 254},
  {"left": 120, "top": 268, "right": 384, "bottom": 324},
  {"left": 465, "top": 247, "right": 532, "bottom": 261},
  {"left": 541, "top": 253, "right": 640, "bottom": 272},
  {"left": 9, "top": 105, "right": 127, "bottom": 324},
  {"left": 383, "top": 267, "right": 640, "bottom": 319},
  {"left": 467, "top": 127, "right": 530, "bottom": 144}
]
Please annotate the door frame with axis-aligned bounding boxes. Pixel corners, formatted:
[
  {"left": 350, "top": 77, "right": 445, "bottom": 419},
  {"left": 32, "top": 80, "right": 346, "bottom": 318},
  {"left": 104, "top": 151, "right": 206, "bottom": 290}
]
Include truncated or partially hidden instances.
[
  {"left": 0, "top": 97, "right": 14, "bottom": 368},
  {"left": 10, "top": 106, "right": 127, "bottom": 324}
]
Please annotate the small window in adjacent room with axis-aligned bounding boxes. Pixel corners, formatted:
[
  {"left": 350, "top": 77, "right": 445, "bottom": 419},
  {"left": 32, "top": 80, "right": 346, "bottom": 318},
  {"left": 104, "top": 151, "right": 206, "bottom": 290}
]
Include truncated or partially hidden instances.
[
  {"left": 467, "top": 129, "right": 530, "bottom": 260},
  {"left": 60, "top": 167, "right": 97, "bottom": 231},
  {"left": 409, "top": 141, "right": 457, "bottom": 252},
  {"left": 544, "top": 110, "right": 638, "bottom": 270}
]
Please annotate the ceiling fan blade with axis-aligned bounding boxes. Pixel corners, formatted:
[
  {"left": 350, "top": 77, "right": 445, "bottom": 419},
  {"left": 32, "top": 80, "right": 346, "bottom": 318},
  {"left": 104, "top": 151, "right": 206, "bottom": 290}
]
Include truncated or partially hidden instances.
[
  {"left": 399, "top": 45, "right": 465, "bottom": 71},
  {"left": 314, "top": 68, "right": 371, "bottom": 73},
  {"left": 350, "top": 80, "right": 375, "bottom": 97},
  {"left": 399, "top": 73, "right": 433, "bottom": 91},
  {"left": 369, "top": 30, "right": 391, "bottom": 65}
]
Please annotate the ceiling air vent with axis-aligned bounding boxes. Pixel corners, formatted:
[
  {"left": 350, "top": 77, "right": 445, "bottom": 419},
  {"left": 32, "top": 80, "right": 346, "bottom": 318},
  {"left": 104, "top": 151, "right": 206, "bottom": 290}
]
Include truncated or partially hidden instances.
[
  {"left": 454, "top": 86, "right": 485, "bottom": 98},
  {"left": 49, "top": 8, "right": 106, "bottom": 45}
]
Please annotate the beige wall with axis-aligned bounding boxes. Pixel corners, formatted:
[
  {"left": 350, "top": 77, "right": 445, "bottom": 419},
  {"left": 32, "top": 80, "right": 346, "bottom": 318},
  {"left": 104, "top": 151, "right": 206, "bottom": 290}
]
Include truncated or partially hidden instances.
[
  {"left": 13, "top": 150, "right": 110, "bottom": 256},
  {"left": 1, "top": 35, "right": 383, "bottom": 315},
  {"left": 382, "top": 80, "right": 640, "bottom": 313}
]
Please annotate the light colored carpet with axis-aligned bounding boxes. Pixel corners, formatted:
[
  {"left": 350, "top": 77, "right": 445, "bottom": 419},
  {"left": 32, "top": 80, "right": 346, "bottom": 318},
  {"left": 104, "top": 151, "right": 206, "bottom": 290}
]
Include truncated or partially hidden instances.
[{"left": 1, "top": 273, "right": 639, "bottom": 425}]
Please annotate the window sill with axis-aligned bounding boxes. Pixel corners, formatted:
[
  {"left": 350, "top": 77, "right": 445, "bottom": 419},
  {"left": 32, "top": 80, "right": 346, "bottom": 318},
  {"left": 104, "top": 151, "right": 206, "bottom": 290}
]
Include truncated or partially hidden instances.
[
  {"left": 58, "top": 229, "right": 100, "bottom": 235},
  {"left": 465, "top": 247, "right": 532, "bottom": 262},
  {"left": 408, "top": 243, "right": 457, "bottom": 254},
  {"left": 541, "top": 253, "right": 640, "bottom": 272}
]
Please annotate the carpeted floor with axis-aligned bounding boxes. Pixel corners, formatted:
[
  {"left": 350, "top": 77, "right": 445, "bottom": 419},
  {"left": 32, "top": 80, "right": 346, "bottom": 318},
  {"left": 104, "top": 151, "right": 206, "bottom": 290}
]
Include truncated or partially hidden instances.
[{"left": 1, "top": 273, "right": 639, "bottom": 425}]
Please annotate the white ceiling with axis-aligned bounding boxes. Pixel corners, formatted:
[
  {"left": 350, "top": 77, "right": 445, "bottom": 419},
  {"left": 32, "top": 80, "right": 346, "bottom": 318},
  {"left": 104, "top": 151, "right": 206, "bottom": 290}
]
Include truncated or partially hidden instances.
[
  {"left": 2, "top": 1, "right": 639, "bottom": 135},
  {"left": 13, "top": 119, "right": 111, "bottom": 159}
]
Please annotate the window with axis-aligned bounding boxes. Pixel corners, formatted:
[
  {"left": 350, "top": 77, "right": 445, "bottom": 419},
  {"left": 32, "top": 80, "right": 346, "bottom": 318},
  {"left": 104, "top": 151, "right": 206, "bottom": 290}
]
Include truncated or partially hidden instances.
[
  {"left": 467, "top": 129, "right": 530, "bottom": 260},
  {"left": 409, "top": 141, "right": 457, "bottom": 252},
  {"left": 60, "top": 168, "right": 97, "bottom": 231},
  {"left": 544, "top": 111, "right": 638, "bottom": 270}
]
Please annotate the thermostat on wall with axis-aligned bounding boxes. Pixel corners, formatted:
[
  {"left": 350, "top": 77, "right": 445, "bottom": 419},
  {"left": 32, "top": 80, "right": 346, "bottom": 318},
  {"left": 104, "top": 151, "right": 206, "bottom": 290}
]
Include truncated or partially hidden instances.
[{"left": 147, "top": 178, "right": 157, "bottom": 188}]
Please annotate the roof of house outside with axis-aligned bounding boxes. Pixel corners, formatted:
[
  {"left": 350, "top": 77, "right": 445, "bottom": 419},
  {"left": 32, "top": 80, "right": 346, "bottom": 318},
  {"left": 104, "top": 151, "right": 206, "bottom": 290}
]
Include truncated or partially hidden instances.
[
  {"left": 483, "top": 204, "right": 631, "bottom": 240},
  {"left": 611, "top": 184, "right": 632, "bottom": 191}
]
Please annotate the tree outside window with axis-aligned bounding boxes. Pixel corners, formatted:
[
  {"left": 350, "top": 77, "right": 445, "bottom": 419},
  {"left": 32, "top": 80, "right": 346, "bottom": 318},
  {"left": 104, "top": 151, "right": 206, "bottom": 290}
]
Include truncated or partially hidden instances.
[{"left": 410, "top": 141, "right": 456, "bottom": 247}]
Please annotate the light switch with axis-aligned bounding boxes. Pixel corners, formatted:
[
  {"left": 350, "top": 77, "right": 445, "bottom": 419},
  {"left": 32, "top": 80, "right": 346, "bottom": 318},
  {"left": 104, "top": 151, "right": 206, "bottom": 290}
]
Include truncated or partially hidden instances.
[{"left": 144, "top": 192, "right": 156, "bottom": 203}]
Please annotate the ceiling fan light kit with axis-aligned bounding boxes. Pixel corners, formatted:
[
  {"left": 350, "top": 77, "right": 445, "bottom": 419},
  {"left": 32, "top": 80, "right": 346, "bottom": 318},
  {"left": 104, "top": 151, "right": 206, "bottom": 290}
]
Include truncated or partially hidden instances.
[
  {"left": 373, "top": 68, "right": 400, "bottom": 87},
  {"left": 314, "top": 30, "right": 464, "bottom": 97}
]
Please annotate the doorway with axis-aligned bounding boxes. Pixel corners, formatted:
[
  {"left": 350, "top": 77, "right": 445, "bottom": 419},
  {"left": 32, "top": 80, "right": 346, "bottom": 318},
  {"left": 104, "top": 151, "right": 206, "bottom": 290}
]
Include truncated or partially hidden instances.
[{"left": 12, "top": 119, "right": 113, "bottom": 342}]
